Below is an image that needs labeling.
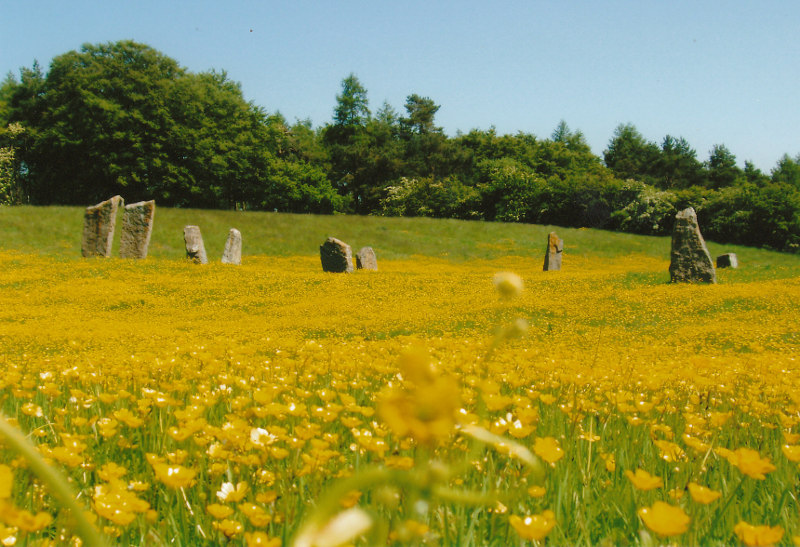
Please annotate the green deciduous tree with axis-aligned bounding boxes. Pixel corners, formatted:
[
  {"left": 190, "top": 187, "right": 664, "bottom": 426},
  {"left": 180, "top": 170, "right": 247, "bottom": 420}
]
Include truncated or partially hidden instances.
[
  {"left": 772, "top": 153, "right": 800, "bottom": 189},
  {"left": 399, "top": 94, "right": 441, "bottom": 135},
  {"left": 603, "top": 123, "right": 660, "bottom": 183},
  {"left": 705, "top": 144, "right": 742, "bottom": 189},
  {"left": 5, "top": 40, "right": 333, "bottom": 210},
  {"left": 654, "top": 135, "right": 704, "bottom": 189}
]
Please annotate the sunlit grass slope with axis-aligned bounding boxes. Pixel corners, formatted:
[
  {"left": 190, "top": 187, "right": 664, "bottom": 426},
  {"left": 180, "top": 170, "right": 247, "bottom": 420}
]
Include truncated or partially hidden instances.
[
  {"left": 1, "top": 206, "right": 800, "bottom": 545},
  {"left": 3, "top": 205, "right": 799, "bottom": 273}
]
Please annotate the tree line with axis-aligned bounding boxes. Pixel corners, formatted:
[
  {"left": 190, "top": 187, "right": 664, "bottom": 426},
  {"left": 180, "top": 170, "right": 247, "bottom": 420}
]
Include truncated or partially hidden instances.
[{"left": 1, "top": 40, "right": 799, "bottom": 251}]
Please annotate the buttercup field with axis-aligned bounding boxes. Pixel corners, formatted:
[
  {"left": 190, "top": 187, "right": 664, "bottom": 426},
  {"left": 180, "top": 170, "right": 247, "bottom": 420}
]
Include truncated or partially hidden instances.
[{"left": 1, "top": 207, "right": 799, "bottom": 545}]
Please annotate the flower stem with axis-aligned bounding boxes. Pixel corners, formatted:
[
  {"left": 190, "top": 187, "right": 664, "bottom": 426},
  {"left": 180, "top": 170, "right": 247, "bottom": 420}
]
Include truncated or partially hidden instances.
[{"left": 0, "top": 413, "right": 108, "bottom": 547}]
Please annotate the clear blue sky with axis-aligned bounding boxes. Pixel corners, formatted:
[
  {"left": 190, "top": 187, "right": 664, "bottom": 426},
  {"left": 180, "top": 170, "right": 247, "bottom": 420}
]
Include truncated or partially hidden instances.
[{"left": 3, "top": 1, "right": 798, "bottom": 172}]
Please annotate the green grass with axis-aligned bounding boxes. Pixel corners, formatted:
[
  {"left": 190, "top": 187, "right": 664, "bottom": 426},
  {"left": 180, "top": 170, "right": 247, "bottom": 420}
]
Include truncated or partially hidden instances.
[{"left": 2, "top": 204, "right": 799, "bottom": 272}]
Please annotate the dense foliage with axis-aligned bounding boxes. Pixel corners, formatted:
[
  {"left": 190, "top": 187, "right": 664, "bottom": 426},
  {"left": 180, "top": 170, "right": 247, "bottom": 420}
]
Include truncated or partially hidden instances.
[{"left": 2, "top": 41, "right": 799, "bottom": 250}]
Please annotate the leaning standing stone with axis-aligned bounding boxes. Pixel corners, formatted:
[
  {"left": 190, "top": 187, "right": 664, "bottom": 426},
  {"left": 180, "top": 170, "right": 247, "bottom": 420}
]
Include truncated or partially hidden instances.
[
  {"left": 119, "top": 200, "right": 155, "bottom": 259},
  {"left": 543, "top": 232, "right": 563, "bottom": 271},
  {"left": 320, "top": 237, "right": 353, "bottom": 273},
  {"left": 81, "top": 195, "right": 123, "bottom": 257},
  {"left": 183, "top": 225, "right": 208, "bottom": 264},
  {"left": 221, "top": 228, "right": 242, "bottom": 265},
  {"left": 716, "top": 253, "right": 738, "bottom": 269},
  {"left": 669, "top": 207, "right": 716, "bottom": 283},
  {"left": 356, "top": 246, "right": 378, "bottom": 271}
]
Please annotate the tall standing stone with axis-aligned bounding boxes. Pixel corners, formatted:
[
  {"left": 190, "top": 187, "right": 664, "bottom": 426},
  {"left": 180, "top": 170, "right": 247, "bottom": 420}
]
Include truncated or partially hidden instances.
[
  {"left": 543, "top": 232, "right": 563, "bottom": 271},
  {"left": 320, "top": 237, "right": 353, "bottom": 273},
  {"left": 221, "top": 228, "right": 242, "bottom": 265},
  {"left": 81, "top": 195, "right": 123, "bottom": 257},
  {"left": 119, "top": 200, "right": 155, "bottom": 259},
  {"left": 183, "top": 225, "right": 208, "bottom": 264},
  {"left": 669, "top": 207, "right": 716, "bottom": 283},
  {"left": 355, "top": 246, "right": 378, "bottom": 271}
]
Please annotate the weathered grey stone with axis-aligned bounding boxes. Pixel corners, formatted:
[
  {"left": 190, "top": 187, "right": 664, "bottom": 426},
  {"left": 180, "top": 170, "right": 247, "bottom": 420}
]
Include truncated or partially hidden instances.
[
  {"left": 320, "top": 237, "right": 353, "bottom": 273},
  {"left": 716, "top": 253, "right": 738, "bottom": 269},
  {"left": 355, "top": 246, "right": 377, "bottom": 271},
  {"left": 81, "top": 195, "right": 123, "bottom": 257},
  {"left": 669, "top": 207, "right": 716, "bottom": 283},
  {"left": 183, "top": 225, "right": 207, "bottom": 264},
  {"left": 119, "top": 200, "right": 155, "bottom": 259},
  {"left": 221, "top": 228, "right": 242, "bottom": 265},
  {"left": 543, "top": 232, "right": 563, "bottom": 271}
]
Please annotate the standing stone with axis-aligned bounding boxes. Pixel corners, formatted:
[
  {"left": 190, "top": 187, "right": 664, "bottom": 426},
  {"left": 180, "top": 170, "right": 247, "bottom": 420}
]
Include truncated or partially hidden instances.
[
  {"left": 119, "top": 200, "right": 155, "bottom": 259},
  {"left": 320, "top": 237, "right": 353, "bottom": 273},
  {"left": 669, "top": 207, "right": 716, "bottom": 283},
  {"left": 183, "top": 225, "right": 208, "bottom": 264},
  {"left": 543, "top": 232, "right": 563, "bottom": 271},
  {"left": 221, "top": 228, "right": 242, "bottom": 265},
  {"left": 81, "top": 195, "right": 124, "bottom": 257},
  {"left": 355, "top": 246, "right": 378, "bottom": 271},
  {"left": 716, "top": 253, "right": 738, "bottom": 269}
]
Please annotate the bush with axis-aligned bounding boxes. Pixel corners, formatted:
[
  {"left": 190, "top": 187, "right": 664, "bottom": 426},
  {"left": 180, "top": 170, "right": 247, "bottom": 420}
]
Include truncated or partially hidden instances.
[
  {"left": 380, "top": 176, "right": 481, "bottom": 219},
  {"left": 703, "top": 182, "right": 800, "bottom": 251},
  {"left": 257, "top": 159, "right": 343, "bottom": 214},
  {"left": 608, "top": 180, "right": 677, "bottom": 235},
  {"left": 476, "top": 158, "right": 544, "bottom": 222}
]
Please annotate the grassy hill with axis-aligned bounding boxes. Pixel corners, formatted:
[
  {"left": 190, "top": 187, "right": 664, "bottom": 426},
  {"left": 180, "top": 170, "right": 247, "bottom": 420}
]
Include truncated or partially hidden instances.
[{"left": 1, "top": 204, "right": 799, "bottom": 277}]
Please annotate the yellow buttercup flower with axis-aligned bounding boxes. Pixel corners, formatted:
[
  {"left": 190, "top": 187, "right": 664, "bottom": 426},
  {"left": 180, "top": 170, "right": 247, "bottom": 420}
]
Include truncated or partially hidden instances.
[
  {"left": 244, "top": 531, "right": 282, "bottom": 547},
  {"left": 637, "top": 502, "right": 690, "bottom": 537},
  {"left": 206, "top": 503, "right": 234, "bottom": 520},
  {"left": 782, "top": 444, "right": 800, "bottom": 463},
  {"left": 97, "top": 462, "right": 127, "bottom": 482},
  {"left": 728, "top": 448, "right": 776, "bottom": 480},
  {"left": 734, "top": 521, "right": 784, "bottom": 547},
  {"left": 152, "top": 463, "right": 197, "bottom": 489},
  {"left": 600, "top": 452, "right": 616, "bottom": 472},
  {"left": 238, "top": 503, "right": 272, "bottom": 527},
  {"left": 533, "top": 436, "right": 564, "bottom": 464},
  {"left": 93, "top": 482, "right": 149, "bottom": 526},
  {"left": 509, "top": 510, "right": 556, "bottom": 541},
  {"left": 687, "top": 482, "right": 722, "bottom": 504},
  {"left": 378, "top": 348, "right": 460, "bottom": 445},
  {"left": 527, "top": 485, "right": 546, "bottom": 498},
  {"left": 213, "top": 518, "right": 244, "bottom": 538},
  {"left": 625, "top": 469, "right": 663, "bottom": 491}
]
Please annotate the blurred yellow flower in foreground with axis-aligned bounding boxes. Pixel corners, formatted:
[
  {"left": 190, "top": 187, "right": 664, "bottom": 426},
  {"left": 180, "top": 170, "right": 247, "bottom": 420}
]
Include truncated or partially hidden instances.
[
  {"left": 527, "top": 485, "right": 546, "bottom": 498},
  {"left": 533, "top": 436, "right": 564, "bottom": 464},
  {"left": 725, "top": 448, "right": 776, "bottom": 480},
  {"left": 688, "top": 482, "right": 722, "bottom": 504},
  {"left": 244, "top": 531, "right": 282, "bottom": 547},
  {"left": 0, "top": 501, "right": 53, "bottom": 532},
  {"left": 493, "top": 272, "right": 524, "bottom": 299},
  {"left": 378, "top": 347, "right": 460, "bottom": 445},
  {"left": 782, "top": 444, "right": 800, "bottom": 463},
  {"left": 0, "top": 466, "right": 12, "bottom": 499},
  {"left": 625, "top": 469, "right": 663, "bottom": 491},
  {"left": 509, "top": 510, "right": 557, "bottom": 541},
  {"left": 638, "top": 502, "right": 690, "bottom": 537},
  {"left": 734, "top": 521, "right": 784, "bottom": 546}
]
